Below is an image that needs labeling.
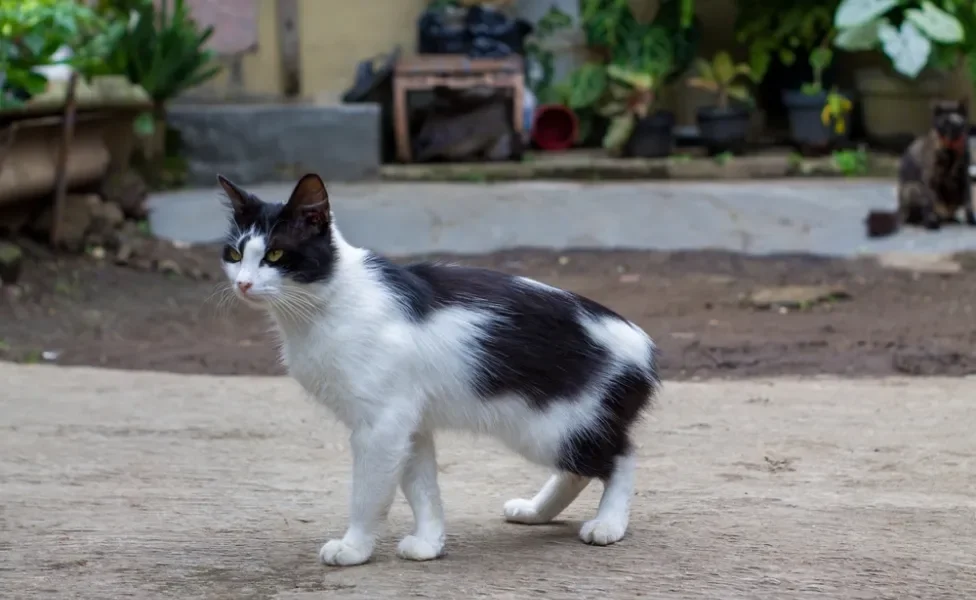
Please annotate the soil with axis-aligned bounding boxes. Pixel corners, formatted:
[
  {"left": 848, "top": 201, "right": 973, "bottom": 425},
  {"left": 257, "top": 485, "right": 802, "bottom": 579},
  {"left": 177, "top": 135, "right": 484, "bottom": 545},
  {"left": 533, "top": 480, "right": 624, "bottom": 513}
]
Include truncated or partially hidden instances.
[{"left": 3, "top": 242, "right": 976, "bottom": 379}]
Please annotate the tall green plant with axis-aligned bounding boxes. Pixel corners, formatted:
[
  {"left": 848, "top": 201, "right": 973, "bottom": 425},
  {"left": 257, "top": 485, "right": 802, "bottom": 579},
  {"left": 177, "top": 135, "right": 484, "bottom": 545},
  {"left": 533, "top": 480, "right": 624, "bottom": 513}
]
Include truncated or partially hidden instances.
[
  {"left": 107, "top": 0, "right": 221, "bottom": 107},
  {"left": 735, "top": 0, "right": 839, "bottom": 84},
  {"left": 598, "top": 64, "right": 657, "bottom": 153},
  {"left": 580, "top": 0, "right": 696, "bottom": 80}
]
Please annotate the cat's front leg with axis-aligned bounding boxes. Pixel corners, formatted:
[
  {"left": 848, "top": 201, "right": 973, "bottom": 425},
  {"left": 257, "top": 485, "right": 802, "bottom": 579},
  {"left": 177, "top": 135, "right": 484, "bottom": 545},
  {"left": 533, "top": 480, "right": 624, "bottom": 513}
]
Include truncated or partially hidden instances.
[
  {"left": 396, "top": 431, "right": 446, "bottom": 561},
  {"left": 319, "top": 414, "right": 415, "bottom": 567}
]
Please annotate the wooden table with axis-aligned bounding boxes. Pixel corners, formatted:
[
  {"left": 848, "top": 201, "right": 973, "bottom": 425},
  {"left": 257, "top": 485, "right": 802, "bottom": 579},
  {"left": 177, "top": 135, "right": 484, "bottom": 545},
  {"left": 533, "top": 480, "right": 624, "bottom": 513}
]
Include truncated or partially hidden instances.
[{"left": 392, "top": 54, "right": 525, "bottom": 162}]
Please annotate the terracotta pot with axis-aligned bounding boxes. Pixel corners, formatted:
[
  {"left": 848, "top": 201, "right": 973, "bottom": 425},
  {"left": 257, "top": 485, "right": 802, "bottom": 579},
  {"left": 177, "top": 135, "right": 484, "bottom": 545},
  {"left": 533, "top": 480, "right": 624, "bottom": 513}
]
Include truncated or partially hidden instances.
[{"left": 531, "top": 104, "right": 579, "bottom": 151}]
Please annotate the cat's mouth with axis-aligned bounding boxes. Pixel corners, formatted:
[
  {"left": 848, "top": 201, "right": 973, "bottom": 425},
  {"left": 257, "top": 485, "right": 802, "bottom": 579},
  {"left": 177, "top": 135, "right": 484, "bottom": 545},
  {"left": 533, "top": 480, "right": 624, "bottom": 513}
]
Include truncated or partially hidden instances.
[{"left": 233, "top": 287, "right": 274, "bottom": 306}]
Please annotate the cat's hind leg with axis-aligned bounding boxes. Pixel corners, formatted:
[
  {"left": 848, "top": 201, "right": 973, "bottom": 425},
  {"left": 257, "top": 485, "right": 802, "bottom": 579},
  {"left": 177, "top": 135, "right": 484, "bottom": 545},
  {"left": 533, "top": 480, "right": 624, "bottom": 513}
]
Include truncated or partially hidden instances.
[
  {"left": 503, "top": 472, "right": 590, "bottom": 525},
  {"left": 579, "top": 453, "right": 635, "bottom": 546},
  {"left": 397, "top": 431, "right": 446, "bottom": 561}
]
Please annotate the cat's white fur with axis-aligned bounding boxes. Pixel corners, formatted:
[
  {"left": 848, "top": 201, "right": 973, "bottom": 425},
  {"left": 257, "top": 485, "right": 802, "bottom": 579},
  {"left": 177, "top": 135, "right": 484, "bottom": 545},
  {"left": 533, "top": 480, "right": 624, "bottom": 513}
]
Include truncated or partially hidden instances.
[{"left": 223, "top": 223, "right": 649, "bottom": 566}]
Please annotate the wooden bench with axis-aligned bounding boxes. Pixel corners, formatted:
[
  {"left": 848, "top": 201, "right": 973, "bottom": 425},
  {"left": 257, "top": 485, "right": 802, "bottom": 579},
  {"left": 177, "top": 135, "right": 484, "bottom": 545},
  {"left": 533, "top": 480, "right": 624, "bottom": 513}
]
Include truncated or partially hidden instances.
[{"left": 392, "top": 54, "right": 525, "bottom": 163}]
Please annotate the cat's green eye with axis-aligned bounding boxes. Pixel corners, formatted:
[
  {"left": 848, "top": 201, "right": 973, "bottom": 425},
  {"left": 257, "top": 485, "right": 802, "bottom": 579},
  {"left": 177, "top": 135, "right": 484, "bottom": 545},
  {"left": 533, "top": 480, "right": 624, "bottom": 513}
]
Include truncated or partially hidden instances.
[
  {"left": 227, "top": 248, "right": 242, "bottom": 262},
  {"left": 265, "top": 249, "right": 284, "bottom": 263}
]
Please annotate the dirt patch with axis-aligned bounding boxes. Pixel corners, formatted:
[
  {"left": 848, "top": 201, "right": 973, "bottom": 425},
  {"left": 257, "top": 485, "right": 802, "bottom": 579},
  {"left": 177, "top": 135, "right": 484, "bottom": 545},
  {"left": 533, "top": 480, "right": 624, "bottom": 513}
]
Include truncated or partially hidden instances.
[{"left": 3, "top": 244, "right": 976, "bottom": 379}]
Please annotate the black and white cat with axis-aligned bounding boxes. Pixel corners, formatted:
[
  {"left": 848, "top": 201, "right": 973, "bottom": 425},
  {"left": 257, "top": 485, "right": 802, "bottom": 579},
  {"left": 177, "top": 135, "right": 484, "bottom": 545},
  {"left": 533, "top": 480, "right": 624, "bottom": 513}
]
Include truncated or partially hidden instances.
[{"left": 217, "top": 173, "right": 659, "bottom": 567}]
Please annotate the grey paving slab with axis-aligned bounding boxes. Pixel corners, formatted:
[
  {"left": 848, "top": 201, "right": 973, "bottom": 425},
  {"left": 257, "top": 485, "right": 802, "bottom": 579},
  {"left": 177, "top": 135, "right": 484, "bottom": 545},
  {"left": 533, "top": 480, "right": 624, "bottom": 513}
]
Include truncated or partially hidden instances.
[
  {"left": 167, "top": 103, "right": 381, "bottom": 186},
  {"left": 148, "top": 180, "right": 976, "bottom": 256}
]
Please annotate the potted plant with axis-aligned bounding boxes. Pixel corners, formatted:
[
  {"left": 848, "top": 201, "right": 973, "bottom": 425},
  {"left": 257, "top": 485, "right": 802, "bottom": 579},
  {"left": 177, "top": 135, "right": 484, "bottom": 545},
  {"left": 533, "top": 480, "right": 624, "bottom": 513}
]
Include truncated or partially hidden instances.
[
  {"left": 598, "top": 64, "right": 673, "bottom": 157},
  {"left": 735, "top": 0, "right": 840, "bottom": 88},
  {"left": 99, "top": 0, "right": 221, "bottom": 158},
  {"left": 782, "top": 43, "right": 854, "bottom": 152},
  {"left": 687, "top": 51, "right": 754, "bottom": 155},
  {"left": 535, "top": 61, "right": 609, "bottom": 149},
  {"left": 833, "top": 0, "right": 966, "bottom": 143},
  {"left": 0, "top": 0, "right": 121, "bottom": 110}
]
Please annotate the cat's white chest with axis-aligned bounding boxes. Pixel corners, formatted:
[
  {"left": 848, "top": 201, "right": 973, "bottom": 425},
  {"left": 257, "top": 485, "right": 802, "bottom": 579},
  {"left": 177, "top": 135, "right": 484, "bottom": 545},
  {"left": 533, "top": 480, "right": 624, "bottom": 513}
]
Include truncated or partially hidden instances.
[{"left": 278, "top": 319, "right": 386, "bottom": 424}]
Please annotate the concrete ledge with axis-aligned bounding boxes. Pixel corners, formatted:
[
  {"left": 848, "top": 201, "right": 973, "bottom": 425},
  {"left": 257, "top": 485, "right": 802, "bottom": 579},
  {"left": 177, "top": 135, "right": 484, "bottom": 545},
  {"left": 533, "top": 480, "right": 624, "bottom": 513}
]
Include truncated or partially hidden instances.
[
  {"left": 167, "top": 103, "right": 380, "bottom": 185},
  {"left": 380, "top": 149, "right": 902, "bottom": 182}
]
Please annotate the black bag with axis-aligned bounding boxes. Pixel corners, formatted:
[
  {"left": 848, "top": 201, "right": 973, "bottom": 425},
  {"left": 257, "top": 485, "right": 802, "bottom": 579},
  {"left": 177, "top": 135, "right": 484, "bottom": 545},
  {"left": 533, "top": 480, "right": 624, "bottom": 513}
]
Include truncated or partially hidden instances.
[
  {"left": 418, "top": 9, "right": 468, "bottom": 54},
  {"left": 417, "top": 5, "right": 532, "bottom": 58}
]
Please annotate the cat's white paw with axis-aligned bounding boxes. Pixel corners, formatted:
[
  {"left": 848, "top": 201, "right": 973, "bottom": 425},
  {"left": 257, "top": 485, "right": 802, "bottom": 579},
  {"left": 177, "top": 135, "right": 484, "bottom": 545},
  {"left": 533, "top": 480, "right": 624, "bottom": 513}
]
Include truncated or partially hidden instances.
[
  {"left": 396, "top": 535, "right": 444, "bottom": 561},
  {"left": 318, "top": 538, "right": 372, "bottom": 566},
  {"left": 503, "top": 498, "right": 550, "bottom": 524},
  {"left": 579, "top": 518, "right": 627, "bottom": 546}
]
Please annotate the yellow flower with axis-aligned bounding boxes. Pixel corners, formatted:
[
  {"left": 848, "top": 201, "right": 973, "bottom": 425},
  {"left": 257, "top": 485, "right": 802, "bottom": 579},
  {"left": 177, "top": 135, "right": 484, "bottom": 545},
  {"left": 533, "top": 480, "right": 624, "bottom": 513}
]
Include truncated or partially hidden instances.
[{"left": 821, "top": 104, "right": 831, "bottom": 126}]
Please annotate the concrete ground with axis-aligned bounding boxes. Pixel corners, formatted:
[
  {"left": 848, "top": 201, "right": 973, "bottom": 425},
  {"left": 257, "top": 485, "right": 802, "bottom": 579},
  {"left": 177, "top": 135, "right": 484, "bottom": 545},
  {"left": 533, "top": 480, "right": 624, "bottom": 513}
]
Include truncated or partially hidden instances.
[
  {"left": 148, "top": 180, "right": 976, "bottom": 257},
  {"left": 3, "top": 362, "right": 974, "bottom": 599}
]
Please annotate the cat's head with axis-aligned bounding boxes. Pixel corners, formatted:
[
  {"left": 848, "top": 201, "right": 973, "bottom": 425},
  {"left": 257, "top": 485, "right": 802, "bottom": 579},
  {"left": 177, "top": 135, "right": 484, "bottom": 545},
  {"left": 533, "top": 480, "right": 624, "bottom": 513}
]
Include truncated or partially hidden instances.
[
  {"left": 217, "top": 173, "right": 336, "bottom": 307},
  {"left": 932, "top": 98, "right": 969, "bottom": 143}
]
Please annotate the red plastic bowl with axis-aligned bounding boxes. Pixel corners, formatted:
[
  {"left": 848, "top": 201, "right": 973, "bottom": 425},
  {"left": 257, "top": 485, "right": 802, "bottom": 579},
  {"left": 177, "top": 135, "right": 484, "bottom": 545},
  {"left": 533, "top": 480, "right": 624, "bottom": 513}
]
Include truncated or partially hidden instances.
[{"left": 531, "top": 104, "right": 579, "bottom": 151}]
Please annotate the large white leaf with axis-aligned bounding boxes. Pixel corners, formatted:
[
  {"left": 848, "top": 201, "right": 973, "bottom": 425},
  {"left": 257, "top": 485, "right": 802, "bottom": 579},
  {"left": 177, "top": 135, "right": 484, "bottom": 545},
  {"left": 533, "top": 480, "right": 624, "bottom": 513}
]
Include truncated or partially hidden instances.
[
  {"left": 905, "top": 1, "right": 964, "bottom": 43},
  {"left": 878, "top": 21, "right": 931, "bottom": 78},
  {"left": 835, "top": 0, "right": 900, "bottom": 29},
  {"left": 835, "top": 19, "right": 882, "bottom": 50}
]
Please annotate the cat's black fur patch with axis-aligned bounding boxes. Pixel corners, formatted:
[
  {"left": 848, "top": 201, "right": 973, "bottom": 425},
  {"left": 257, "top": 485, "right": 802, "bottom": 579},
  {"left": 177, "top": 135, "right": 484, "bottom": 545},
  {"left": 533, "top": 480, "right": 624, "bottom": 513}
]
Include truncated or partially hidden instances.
[
  {"left": 220, "top": 176, "right": 338, "bottom": 284},
  {"left": 365, "top": 253, "right": 658, "bottom": 479},
  {"left": 558, "top": 364, "right": 655, "bottom": 479}
]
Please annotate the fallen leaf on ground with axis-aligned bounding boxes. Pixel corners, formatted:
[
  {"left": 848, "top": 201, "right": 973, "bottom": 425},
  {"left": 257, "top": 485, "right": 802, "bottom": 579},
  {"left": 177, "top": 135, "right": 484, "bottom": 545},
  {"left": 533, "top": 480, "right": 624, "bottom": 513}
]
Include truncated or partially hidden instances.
[{"left": 747, "top": 285, "right": 851, "bottom": 310}]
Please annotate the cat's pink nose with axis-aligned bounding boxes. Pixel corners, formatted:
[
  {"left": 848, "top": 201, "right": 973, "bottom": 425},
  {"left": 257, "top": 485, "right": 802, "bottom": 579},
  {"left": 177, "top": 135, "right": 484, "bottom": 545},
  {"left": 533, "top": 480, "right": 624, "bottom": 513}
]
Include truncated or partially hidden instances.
[{"left": 237, "top": 281, "right": 253, "bottom": 293}]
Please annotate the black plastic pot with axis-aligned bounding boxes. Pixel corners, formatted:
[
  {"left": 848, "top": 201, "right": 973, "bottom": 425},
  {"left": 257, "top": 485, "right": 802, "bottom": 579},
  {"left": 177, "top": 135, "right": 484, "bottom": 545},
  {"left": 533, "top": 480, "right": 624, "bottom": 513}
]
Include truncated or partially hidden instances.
[
  {"left": 696, "top": 106, "right": 750, "bottom": 155},
  {"left": 783, "top": 89, "right": 851, "bottom": 152},
  {"left": 625, "top": 111, "right": 675, "bottom": 158},
  {"left": 581, "top": 114, "right": 609, "bottom": 148}
]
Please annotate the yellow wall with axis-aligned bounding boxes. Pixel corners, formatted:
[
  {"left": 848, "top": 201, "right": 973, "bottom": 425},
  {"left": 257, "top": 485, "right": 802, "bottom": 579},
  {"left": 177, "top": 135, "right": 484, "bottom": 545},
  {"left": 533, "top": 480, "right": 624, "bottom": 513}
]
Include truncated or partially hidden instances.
[
  {"left": 192, "top": 0, "right": 427, "bottom": 102},
  {"left": 298, "top": 0, "right": 429, "bottom": 102},
  {"left": 191, "top": 0, "right": 282, "bottom": 100}
]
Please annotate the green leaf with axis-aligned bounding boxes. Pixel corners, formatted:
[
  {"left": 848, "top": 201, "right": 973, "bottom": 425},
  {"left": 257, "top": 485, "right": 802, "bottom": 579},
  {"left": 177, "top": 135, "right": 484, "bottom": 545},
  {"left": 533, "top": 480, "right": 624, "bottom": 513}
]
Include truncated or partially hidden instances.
[
  {"left": 567, "top": 64, "right": 608, "bottom": 109},
  {"left": 133, "top": 111, "right": 155, "bottom": 137},
  {"left": 598, "top": 100, "right": 628, "bottom": 117},
  {"left": 878, "top": 20, "right": 932, "bottom": 78},
  {"left": 809, "top": 48, "right": 833, "bottom": 70},
  {"left": 905, "top": 1, "right": 964, "bottom": 43},
  {"left": 6, "top": 70, "right": 47, "bottom": 96},
  {"left": 692, "top": 57, "right": 714, "bottom": 83},
  {"left": 748, "top": 47, "right": 771, "bottom": 83},
  {"left": 834, "top": 18, "right": 882, "bottom": 50},
  {"left": 603, "top": 114, "right": 636, "bottom": 152},
  {"left": 727, "top": 84, "right": 752, "bottom": 103},
  {"left": 712, "top": 51, "right": 735, "bottom": 84},
  {"left": 800, "top": 82, "right": 823, "bottom": 95},
  {"left": 686, "top": 77, "right": 718, "bottom": 93},
  {"left": 21, "top": 33, "right": 45, "bottom": 57},
  {"left": 835, "top": 0, "right": 899, "bottom": 29}
]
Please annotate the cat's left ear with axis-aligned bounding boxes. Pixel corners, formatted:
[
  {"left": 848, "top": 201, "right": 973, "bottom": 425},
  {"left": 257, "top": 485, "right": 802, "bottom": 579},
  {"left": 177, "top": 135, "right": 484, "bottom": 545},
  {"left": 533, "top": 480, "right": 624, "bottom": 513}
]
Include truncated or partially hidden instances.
[
  {"left": 217, "top": 174, "right": 253, "bottom": 216},
  {"left": 285, "top": 173, "right": 330, "bottom": 228}
]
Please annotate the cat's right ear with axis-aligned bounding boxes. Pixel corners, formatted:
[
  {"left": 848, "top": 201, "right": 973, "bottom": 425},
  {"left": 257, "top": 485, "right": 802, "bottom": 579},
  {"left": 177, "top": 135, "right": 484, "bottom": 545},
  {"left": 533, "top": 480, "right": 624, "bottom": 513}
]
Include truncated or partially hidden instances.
[{"left": 217, "top": 174, "right": 251, "bottom": 216}]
